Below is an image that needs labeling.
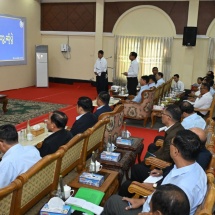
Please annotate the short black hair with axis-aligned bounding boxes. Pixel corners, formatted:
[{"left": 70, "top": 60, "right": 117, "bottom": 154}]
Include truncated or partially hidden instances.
[
  {"left": 98, "top": 50, "right": 104, "bottom": 55},
  {"left": 201, "top": 82, "right": 210, "bottom": 91},
  {"left": 148, "top": 75, "right": 157, "bottom": 83},
  {"left": 174, "top": 74, "right": 179, "bottom": 78},
  {"left": 165, "top": 104, "right": 182, "bottom": 122},
  {"left": 173, "top": 130, "right": 201, "bottom": 161},
  {"left": 180, "top": 101, "right": 194, "bottom": 114},
  {"left": 151, "top": 184, "right": 190, "bottom": 215},
  {"left": 77, "top": 96, "right": 93, "bottom": 112},
  {"left": 157, "top": 72, "right": 163, "bottom": 78},
  {"left": 141, "top": 75, "right": 149, "bottom": 83},
  {"left": 0, "top": 124, "right": 18, "bottom": 144},
  {"left": 197, "top": 77, "right": 203, "bottom": 82},
  {"left": 130, "top": 52, "right": 137, "bottom": 58},
  {"left": 51, "top": 111, "right": 68, "bottom": 129},
  {"left": 152, "top": 67, "right": 158, "bottom": 71},
  {"left": 98, "top": 91, "right": 110, "bottom": 105}
]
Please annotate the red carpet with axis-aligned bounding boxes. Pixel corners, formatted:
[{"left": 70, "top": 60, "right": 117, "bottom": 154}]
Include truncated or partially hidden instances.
[
  {"left": 127, "top": 126, "right": 164, "bottom": 160},
  {"left": 2, "top": 83, "right": 163, "bottom": 161}
]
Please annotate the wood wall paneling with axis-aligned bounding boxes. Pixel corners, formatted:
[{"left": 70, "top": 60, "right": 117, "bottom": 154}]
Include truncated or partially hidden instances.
[
  {"left": 104, "top": 1, "right": 189, "bottom": 34},
  {"left": 198, "top": 1, "right": 215, "bottom": 35},
  {"left": 41, "top": 3, "right": 96, "bottom": 32}
]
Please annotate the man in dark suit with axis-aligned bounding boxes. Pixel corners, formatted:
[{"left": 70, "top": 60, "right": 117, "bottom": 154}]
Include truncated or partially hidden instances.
[
  {"left": 129, "top": 104, "right": 184, "bottom": 183},
  {"left": 38, "top": 111, "right": 72, "bottom": 157},
  {"left": 70, "top": 96, "right": 97, "bottom": 137},
  {"left": 94, "top": 91, "right": 112, "bottom": 120}
]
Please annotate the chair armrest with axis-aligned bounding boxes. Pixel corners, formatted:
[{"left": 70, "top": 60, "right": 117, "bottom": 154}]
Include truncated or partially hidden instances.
[
  {"left": 36, "top": 141, "right": 43, "bottom": 149},
  {"left": 128, "top": 95, "right": 135, "bottom": 100},
  {"left": 194, "top": 108, "right": 210, "bottom": 112},
  {"left": 128, "top": 181, "right": 155, "bottom": 197},
  {"left": 155, "top": 139, "right": 164, "bottom": 147},
  {"left": 145, "top": 157, "right": 171, "bottom": 169}
]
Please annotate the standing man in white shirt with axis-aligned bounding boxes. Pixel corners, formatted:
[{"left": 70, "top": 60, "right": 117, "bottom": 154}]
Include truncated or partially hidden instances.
[
  {"left": 122, "top": 52, "right": 139, "bottom": 96},
  {"left": 172, "top": 74, "right": 185, "bottom": 91},
  {"left": 94, "top": 50, "right": 108, "bottom": 94}
]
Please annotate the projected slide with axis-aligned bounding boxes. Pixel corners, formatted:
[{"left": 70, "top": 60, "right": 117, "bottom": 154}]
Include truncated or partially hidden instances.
[{"left": 0, "top": 15, "right": 26, "bottom": 66}]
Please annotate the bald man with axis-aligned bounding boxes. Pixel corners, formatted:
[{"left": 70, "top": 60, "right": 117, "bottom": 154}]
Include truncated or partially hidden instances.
[{"left": 190, "top": 127, "right": 212, "bottom": 170}]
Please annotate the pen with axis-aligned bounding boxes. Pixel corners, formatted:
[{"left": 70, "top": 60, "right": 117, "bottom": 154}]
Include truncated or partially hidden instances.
[
  {"left": 128, "top": 201, "right": 132, "bottom": 209},
  {"left": 147, "top": 152, "right": 156, "bottom": 157}
]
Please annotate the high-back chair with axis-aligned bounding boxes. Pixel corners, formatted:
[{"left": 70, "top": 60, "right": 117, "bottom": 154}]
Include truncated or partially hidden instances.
[
  {"left": 0, "top": 179, "right": 22, "bottom": 215},
  {"left": 59, "top": 132, "right": 90, "bottom": 177},
  {"left": 153, "top": 84, "right": 164, "bottom": 105},
  {"left": 15, "top": 150, "right": 63, "bottom": 215},
  {"left": 99, "top": 104, "right": 124, "bottom": 143},
  {"left": 123, "top": 89, "right": 155, "bottom": 127},
  {"left": 84, "top": 118, "right": 110, "bottom": 163}
]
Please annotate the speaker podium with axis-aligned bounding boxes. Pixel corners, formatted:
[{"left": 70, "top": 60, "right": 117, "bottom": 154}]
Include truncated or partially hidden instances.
[{"left": 182, "top": 27, "right": 197, "bottom": 47}]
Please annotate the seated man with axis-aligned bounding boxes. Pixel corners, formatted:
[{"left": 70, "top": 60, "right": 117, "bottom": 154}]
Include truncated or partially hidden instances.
[
  {"left": 172, "top": 74, "right": 184, "bottom": 91},
  {"left": 94, "top": 91, "right": 112, "bottom": 120},
  {"left": 148, "top": 75, "right": 156, "bottom": 89},
  {"left": 180, "top": 101, "right": 206, "bottom": 129},
  {"left": 0, "top": 124, "right": 41, "bottom": 188},
  {"left": 132, "top": 75, "right": 149, "bottom": 103},
  {"left": 147, "top": 104, "right": 184, "bottom": 162},
  {"left": 155, "top": 72, "right": 165, "bottom": 87},
  {"left": 38, "top": 111, "right": 73, "bottom": 157},
  {"left": 192, "top": 82, "right": 213, "bottom": 117},
  {"left": 119, "top": 127, "right": 210, "bottom": 198},
  {"left": 152, "top": 67, "right": 158, "bottom": 77},
  {"left": 102, "top": 130, "right": 207, "bottom": 215},
  {"left": 131, "top": 184, "right": 190, "bottom": 215},
  {"left": 70, "top": 96, "right": 97, "bottom": 137}
]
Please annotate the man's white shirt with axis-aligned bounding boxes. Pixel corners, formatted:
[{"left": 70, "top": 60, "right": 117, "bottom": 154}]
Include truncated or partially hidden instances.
[
  {"left": 172, "top": 80, "right": 185, "bottom": 91},
  {"left": 127, "top": 59, "right": 139, "bottom": 77},
  {"left": 155, "top": 78, "right": 165, "bottom": 87},
  {"left": 94, "top": 57, "right": 107, "bottom": 76},
  {"left": 194, "top": 92, "right": 213, "bottom": 115}
]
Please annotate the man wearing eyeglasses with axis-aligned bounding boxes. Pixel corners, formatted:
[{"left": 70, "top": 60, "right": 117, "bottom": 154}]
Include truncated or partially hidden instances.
[
  {"left": 101, "top": 130, "right": 207, "bottom": 215},
  {"left": 192, "top": 82, "right": 213, "bottom": 117}
]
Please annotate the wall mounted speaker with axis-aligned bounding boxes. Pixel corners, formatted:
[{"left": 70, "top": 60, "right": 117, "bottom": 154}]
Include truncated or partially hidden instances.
[{"left": 182, "top": 27, "right": 197, "bottom": 46}]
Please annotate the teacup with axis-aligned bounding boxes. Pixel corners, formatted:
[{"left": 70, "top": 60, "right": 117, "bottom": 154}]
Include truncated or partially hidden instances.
[
  {"left": 89, "top": 161, "right": 102, "bottom": 172},
  {"left": 63, "top": 185, "right": 74, "bottom": 199},
  {"left": 110, "top": 144, "right": 117, "bottom": 151}
]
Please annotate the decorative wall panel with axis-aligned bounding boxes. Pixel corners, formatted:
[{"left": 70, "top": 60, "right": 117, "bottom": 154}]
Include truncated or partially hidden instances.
[
  {"left": 41, "top": 3, "right": 96, "bottom": 32},
  {"left": 104, "top": 1, "right": 189, "bottom": 34},
  {"left": 198, "top": 1, "right": 215, "bottom": 35}
]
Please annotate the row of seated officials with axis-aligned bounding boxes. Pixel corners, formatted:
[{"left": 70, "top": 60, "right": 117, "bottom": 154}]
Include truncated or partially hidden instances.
[
  {"left": 0, "top": 91, "right": 112, "bottom": 189},
  {"left": 0, "top": 89, "right": 214, "bottom": 214}
]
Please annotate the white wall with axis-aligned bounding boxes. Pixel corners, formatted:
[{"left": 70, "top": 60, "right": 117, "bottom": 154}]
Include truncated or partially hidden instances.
[{"left": 0, "top": 0, "right": 41, "bottom": 91}]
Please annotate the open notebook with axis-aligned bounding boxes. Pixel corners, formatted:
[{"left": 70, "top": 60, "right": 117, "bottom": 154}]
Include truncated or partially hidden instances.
[{"left": 65, "top": 187, "right": 105, "bottom": 215}]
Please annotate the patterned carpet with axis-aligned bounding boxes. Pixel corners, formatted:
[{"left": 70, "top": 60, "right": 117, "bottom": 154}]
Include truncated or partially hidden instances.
[{"left": 0, "top": 99, "right": 68, "bottom": 126}]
